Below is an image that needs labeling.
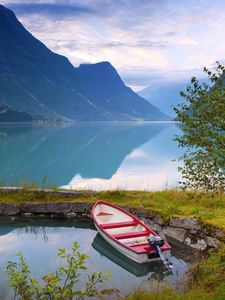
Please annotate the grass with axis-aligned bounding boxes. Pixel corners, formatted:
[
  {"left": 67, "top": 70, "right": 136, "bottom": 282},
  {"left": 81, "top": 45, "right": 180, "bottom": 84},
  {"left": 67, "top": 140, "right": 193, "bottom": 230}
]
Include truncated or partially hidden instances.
[
  {"left": 1, "top": 188, "right": 224, "bottom": 230},
  {"left": 121, "top": 245, "right": 225, "bottom": 300},
  {"left": 100, "top": 190, "right": 225, "bottom": 230},
  {"left": 0, "top": 187, "right": 225, "bottom": 299}
]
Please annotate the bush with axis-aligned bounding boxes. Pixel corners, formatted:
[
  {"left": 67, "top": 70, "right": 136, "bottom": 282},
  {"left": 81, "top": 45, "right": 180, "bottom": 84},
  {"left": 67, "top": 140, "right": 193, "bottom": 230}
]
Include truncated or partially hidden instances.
[{"left": 6, "top": 241, "right": 110, "bottom": 300}]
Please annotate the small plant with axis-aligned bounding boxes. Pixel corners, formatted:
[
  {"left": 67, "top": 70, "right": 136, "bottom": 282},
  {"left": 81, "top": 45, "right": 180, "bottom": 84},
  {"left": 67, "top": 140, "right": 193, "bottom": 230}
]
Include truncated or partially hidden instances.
[{"left": 6, "top": 242, "right": 110, "bottom": 300}]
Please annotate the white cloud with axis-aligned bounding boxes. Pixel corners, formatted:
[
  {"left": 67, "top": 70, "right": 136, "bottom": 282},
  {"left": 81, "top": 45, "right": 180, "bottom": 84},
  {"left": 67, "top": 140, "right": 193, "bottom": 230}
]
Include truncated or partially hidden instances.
[
  {"left": 3, "top": 0, "right": 225, "bottom": 86},
  {"left": 126, "top": 149, "right": 147, "bottom": 159}
]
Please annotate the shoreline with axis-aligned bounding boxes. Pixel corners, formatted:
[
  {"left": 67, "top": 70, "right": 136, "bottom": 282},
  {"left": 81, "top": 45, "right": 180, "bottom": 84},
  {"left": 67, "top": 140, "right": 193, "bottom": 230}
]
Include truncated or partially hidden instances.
[
  {"left": 0, "top": 120, "right": 180, "bottom": 126},
  {"left": 0, "top": 187, "right": 223, "bottom": 251}
]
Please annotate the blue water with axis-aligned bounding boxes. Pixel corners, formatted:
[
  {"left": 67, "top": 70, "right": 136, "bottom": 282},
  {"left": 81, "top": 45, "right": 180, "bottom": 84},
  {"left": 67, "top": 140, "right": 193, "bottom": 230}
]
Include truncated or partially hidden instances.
[
  {"left": 0, "top": 218, "right": 193, "bottom": 296},
  {"left": 0, "top": 122, "right": 182, "bottom": 190}
]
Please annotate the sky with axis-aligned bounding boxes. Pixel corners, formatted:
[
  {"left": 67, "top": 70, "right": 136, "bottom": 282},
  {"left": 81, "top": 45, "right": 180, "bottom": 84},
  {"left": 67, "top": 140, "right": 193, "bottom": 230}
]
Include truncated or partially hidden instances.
[{"left": 2, "top": 0, "right": 225, "bottom": 90}]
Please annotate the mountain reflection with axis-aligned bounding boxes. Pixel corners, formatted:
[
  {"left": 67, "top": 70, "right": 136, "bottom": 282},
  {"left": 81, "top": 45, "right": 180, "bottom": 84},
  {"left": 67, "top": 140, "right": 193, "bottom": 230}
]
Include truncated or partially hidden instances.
[{"left": 0, "top": 122, "right": 167, "bottom": 186}]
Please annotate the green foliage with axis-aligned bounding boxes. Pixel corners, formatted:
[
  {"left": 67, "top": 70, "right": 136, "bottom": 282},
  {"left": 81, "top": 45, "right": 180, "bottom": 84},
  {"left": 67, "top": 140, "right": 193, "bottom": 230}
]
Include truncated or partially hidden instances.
[
  {"left": 122, "top": 245, "right": 225, "bottom": 300},
  {"left": 6, "top": 242, "right": 109, "bottom": 300},
  {"left": 174, "top": 61, "right": 225, "bottom": 192}
]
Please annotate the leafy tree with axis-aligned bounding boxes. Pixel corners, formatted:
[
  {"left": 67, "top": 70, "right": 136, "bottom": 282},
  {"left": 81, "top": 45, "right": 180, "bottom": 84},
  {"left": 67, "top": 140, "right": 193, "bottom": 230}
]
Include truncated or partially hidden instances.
[
  {"left": 6, "top": 242, "right": 110, "bottom": 300},
  {"left": 174, "top": 62, "right": 225, "bottom": 192}
]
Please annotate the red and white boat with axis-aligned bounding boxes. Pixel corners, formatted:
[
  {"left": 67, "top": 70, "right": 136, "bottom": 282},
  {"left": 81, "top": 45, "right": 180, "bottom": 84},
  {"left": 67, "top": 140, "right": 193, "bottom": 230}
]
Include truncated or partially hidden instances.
[{"left": 92, "top": 200, "right": 171, "bottom": 264}]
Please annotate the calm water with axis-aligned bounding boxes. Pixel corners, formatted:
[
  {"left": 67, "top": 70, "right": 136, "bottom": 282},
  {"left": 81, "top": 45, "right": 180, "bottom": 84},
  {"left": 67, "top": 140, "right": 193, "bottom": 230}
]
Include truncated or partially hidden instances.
[
  {"left": 0, "top": 122, "right": 182, "bottom": 190},
  {"left": 0, "top": 218, "right": 194, "bottom": 296}
]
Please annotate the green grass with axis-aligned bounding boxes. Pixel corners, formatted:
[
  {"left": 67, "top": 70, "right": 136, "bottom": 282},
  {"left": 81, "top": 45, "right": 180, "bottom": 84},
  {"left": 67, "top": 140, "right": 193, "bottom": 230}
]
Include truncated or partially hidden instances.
[
  {"left": 0, "top": 189, "right": 225, "bottom": 230},
  {"left": 100, "top": 190, "right": 225, "bottom": 230},
  {"left": 122, "top": 245, "right": 225, "bottom": 300}
]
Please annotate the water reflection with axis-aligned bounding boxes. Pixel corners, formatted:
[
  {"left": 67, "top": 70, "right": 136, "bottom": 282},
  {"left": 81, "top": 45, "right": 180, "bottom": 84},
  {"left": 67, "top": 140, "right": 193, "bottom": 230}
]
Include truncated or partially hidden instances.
[
  {"left": 92, "top": 233, "right": 166, "bottom": 278},
  {"left": 0, "top": 218, "right": 192, "bottom": 295},
  {"left": 0, "top": 122, "right": 182, "bottom": 190}
]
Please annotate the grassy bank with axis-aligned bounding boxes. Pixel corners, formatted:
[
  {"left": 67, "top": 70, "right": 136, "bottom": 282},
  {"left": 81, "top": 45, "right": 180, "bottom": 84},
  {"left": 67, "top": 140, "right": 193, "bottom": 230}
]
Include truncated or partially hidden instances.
[
  {"left": 0, "top": 188, "right": 225, "bottom": 229},
  {"left": 0, "top": 188, "right": 225, "bottom": 299},
  {"left": 122, "top": 244, "right": 225, "bottom": 300}
]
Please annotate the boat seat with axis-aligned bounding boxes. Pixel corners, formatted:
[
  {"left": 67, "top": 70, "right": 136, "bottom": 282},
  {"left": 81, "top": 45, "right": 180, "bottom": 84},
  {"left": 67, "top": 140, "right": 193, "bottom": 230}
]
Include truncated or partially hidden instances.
[
  {"left": 130, "top": 243, "right": 154, "bottom": 254},
  {"left": 112, "top": 231, "right": 148, "bottom": 240},
  {"left": 100, "top": 220, "right": 137, "bottom": 229},
  {"left": 96, "top": 212, "right": 113, "bottom": 217}
]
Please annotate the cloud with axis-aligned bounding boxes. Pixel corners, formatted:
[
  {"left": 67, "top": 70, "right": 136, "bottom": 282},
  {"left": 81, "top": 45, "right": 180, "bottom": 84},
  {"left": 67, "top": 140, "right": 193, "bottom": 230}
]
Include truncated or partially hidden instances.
[
  {"left": 2, "top": 0, "right": 225, "bottom": 87},
  {"left": 7, "top": 2, "right": 94, "bottom": 16},
  {"left": 127, "top": 149, "right": 147, "bottom": 159}
]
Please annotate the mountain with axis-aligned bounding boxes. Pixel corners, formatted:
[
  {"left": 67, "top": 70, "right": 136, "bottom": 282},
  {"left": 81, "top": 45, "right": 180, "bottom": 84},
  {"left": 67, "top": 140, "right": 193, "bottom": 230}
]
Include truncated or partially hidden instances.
[
  {"left": 0, "top": 5, "right": 168, "bottom": 121},
  {"left": 0, "top": 104, "right": 33, "bottom": 122},
  {"left": 139, "top": 78, "right": 208, "bottom": 118},
  {"left": 139, "top": 81, "right": 187, "bottom": 118}
]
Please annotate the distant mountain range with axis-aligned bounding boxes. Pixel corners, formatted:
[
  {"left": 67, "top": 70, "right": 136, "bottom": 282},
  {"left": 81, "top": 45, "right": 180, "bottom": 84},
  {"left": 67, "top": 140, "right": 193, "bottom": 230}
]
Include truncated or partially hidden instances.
[
  {"left": 0, "top": 104, "right": 33, "bottom": 122},
  {"left": 139, "top": 81, "right": 187, "bottom": 118},
  {"left": 139, "top": 79, "right": 208, "bottom": 118},
  {"left": 0, "top": 5, "right": 169, "bottom": 122}
]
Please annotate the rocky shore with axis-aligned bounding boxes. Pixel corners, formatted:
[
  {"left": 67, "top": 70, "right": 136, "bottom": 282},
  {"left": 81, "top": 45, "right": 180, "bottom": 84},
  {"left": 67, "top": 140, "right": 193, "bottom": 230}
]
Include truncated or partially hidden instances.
[{"left": 0, "top": 196, "right": 223, "bottom": 252}]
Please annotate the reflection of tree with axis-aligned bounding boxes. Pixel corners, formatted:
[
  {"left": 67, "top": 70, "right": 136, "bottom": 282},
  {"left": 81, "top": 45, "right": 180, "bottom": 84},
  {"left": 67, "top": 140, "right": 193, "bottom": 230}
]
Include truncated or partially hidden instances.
[
  {"left": 24, "top": 226, "right": 48, "bottom": 242},
  {"left": 0, "top": 123, "right": 165, "bottom": 186},
  {"left": 0, "top": 217, "right": 94, "bottom": 239}
]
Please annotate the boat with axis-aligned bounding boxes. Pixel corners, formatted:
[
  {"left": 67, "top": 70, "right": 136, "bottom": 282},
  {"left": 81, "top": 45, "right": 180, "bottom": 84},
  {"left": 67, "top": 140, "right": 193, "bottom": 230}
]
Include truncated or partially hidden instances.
[{"left": 91, "top": 200, "right": 172, "bottom": 266}]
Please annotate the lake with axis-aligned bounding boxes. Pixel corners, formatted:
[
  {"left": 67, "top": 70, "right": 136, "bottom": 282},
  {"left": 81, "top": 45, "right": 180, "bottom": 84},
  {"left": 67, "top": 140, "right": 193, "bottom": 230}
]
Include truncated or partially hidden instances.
[
  {"left": 0, "top": 217, "right": 194, "bottom": 296},
  {"left": 0, "top": 122, "right": 182, "bottom": 190}
]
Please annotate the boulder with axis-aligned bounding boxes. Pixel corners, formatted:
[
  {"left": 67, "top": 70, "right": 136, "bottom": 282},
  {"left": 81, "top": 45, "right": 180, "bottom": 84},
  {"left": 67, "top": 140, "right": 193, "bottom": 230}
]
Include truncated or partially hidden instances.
[
  {"left": 169, "top": 217, "right": 201, "bottom": 230},
  {"left": 0, "top": 204, "right": 20, "bottom": 215},
  {"left": 162, "top": 226, "right": 187, "bottom": 243},
  {"left": 184, "top": 237, "right": 208, "bottom": 251}
]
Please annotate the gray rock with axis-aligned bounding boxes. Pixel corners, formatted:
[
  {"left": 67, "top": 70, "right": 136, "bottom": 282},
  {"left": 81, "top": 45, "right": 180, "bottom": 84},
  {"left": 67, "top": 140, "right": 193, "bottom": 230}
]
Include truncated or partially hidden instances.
[
  {"left": 169, "top": 217, "right": 201, "bottom": 230},
  {"left": 214, "top": 228, "right": 224, "bottom": 239},
  {"left": 141, "top": 219, "right": 162, "bottom": 234},
  {"left": 21, "top": 202, "right": 92, "bottom": 214},
  {"left": 190, "top": 229, "right": 198, "bottom": 235},
  {"left": 136, "top": 208, "right": 154, "bottom": 219},
  {"left": 0, "top": 204, "right": 20, "bottom": 215},
  {"left": 184, "top": 237, "right": 208, "bottom": 251},
  {"left": 136, "top": 208, "right": 149, "bottom": 218},
  {"left": 206, "top": 236, "right": 220, "bottom": 249},
  {"left": 23, "top": 212, "right": 33, "bottom": 217},
  {"left": 162, "top": 226, "right": 187, "bottom": 242},
  {"left": 152, "top": 216, "right": 166, "bottom": 226},
  {"left": 70, "top": 202, "right": 88, "bottom": 213}
]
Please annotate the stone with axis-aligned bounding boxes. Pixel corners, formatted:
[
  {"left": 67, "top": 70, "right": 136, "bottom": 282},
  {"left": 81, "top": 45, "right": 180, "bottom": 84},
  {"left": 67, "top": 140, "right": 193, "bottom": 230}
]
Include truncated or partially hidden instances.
[
  {"left": 136, "top": 208, "right": 149, "bottom": 218},
  {"left": 84, "top": 202, "right": 94, "bottom": 214},
  {"left": 169, "top": 217, "right": 201, "bottom": 230},
  {"left": 70, "top": 202, "right": 88, "bottom": 213},
  {"left": 0, "top": 204, "right": 20, "bottom": 215},
  {"left": 184, "top": 237, "right": 208, "bottom": 251},
  {"left": 136, "top": 208, "right": 154, "bottom": 219},
  {"left": 152, "top": 216, "right": 166, "bottom": 226},
  {"left": 23, "top": 212, "right": 33, "bottom": 216},
  {"left": 162, "top": 226, "right": 187, "bottom": 242},
  {"left": 206, "top": 236, "right": 221, "bottom": 249},
  {"left": 214, "top": 228, "right": 224, "bottom": 239},
  {"left": 190, "top": 229, "right": 198, "bottom": 235},
  {"left": 143, "top": 219, "right": 162, "bottom": 234},
  {"left": 21, "top": 202, "right": 92, "bottom": 214}
]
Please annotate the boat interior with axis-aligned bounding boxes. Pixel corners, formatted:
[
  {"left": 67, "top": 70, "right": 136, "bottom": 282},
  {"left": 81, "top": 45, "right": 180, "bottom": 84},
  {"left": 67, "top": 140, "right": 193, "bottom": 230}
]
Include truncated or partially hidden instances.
[{"left": 94, "top": 203, "right": 155, "bottom": 252}]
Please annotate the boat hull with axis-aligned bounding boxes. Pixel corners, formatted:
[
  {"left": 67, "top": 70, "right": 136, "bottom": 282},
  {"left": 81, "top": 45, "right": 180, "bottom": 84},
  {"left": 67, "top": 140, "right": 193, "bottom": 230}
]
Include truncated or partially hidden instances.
[{"left": 96, "top": 225, "right": 166, "bottom": 263}]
